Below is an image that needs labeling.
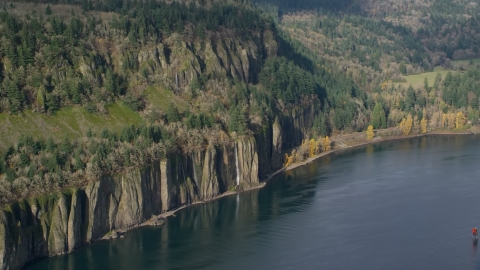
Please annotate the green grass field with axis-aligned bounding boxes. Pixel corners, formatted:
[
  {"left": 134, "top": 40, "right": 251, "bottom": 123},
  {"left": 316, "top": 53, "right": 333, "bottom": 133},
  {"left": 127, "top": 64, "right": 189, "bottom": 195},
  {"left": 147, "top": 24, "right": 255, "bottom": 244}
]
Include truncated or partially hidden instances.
[
  {"left": 396, "top": 67, "right": 454, "bottom": 88},
  {"left": 0, "top": 86, "right": 191, "bottom": 149},
  {"left": 144, "top": 85, "right": 190, "bottom": 112},
  {"left": 0, "top": 101, "right": 143, "bottom": 150}
]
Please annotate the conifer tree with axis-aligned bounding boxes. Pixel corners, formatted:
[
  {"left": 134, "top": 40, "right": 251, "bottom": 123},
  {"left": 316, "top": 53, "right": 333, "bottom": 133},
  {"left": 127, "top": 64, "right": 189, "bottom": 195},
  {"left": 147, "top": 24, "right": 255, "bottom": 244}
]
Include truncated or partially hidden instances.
[
  {"left": 423, "top": 77, "right": 430, "bottom": 92},
  {"left": 371, "top": 102, "right": 386, "bottom": 129},
  {"left": 166, "top": 103, "right": 181, "bottom": 123},
  {"left": 105, "top": 68, "right": 117, "bottom": 94}
]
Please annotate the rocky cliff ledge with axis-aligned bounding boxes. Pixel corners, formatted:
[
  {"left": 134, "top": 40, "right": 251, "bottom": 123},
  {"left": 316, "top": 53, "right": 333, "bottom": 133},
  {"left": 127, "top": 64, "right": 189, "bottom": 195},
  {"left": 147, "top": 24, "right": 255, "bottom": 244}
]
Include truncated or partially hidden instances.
[{"left": 0, "top": 103, "right": 317, "bottom": 270}]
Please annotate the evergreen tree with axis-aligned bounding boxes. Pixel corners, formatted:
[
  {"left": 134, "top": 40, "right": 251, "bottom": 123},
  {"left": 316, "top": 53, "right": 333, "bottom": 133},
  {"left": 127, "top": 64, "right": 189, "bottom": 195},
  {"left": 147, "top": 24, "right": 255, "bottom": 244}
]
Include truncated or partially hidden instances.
[
  {"left": 46, "top": 93, "right": 60, "bottom": 113},
  {"left": 433, "top": 72, "right": 442, "bottom": 90},
  {"left": 228, "top": 106, "right": 247, "bottom": 135},
  {"left": 19, "top": 152, "right": 30, "bottom": 167},
  {"left": 405, "top": 85, "right": 416, "bottom": 110},
  {"left": 105, "top": 68, "right": 117, "bottom": 94},
  {"left": 82, "top": 0, "right": 89, "bottom": 11},
  {"left": 166, "top": 104, "right": 181, "bottom": 123},
  {"left": 371, "top": 102, "right": 386, "bottom": 129},
  {"left": 6, "top": 80, "right": 23, "bottom": 113},
  {"left": 423, "top": 77, "right": 430, "bottom": 92},
  {"left": 399, "top": 63, "right": 407, "bottom": 75}
]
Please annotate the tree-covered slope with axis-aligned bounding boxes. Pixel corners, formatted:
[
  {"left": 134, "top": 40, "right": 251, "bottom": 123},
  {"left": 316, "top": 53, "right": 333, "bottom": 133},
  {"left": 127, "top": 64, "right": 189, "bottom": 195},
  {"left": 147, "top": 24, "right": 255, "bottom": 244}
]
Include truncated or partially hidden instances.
[
  {"left": 0, "top": 0, "right": 369, "bottom": 203},
  {"left": 254, "top": 0, "right": 480, "bottom": 131},
  {"left": 254, "top": 0, "right": 480, "bottom": 85},
  {"left": 2, "top": 0, "right": 480, "bottom": 204}
]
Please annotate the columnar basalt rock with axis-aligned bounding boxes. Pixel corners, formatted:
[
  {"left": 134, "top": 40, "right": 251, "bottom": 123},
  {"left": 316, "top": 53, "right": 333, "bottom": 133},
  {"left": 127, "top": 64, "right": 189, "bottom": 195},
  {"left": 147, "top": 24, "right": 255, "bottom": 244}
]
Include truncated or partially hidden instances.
[
  {"left": 200, "top": 147, "right": 220, "bottom": 200},
  {"left": 109, "top": 31, "right": 276, "bottom": 91},
  {"left": 48, "top": 194, "right": 69, "bottom": 255},
  {"left": 0, "top": 212, "right": 10, "bottom": 270},
  {"left": 67, "top": 190, "right": 82, "bottom": 252},
  {"left": 0, "top": 111, "right": 320, "bottom": 270},
  {"left": 272, "top": 118, "right": 284, "bottom": 169},
  {"left": 160, "top": 159, "right": 172, "bottom": 212},
  {"left": 235, "top": 138, "right": 260, "bottom": 188}
]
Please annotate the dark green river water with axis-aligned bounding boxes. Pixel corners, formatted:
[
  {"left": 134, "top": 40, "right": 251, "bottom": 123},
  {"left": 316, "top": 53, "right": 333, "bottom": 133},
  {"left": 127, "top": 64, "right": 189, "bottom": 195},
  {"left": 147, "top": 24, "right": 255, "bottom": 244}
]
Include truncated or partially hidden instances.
[{"left": 24, "top": 135, "right": 480, "bottom": 270}]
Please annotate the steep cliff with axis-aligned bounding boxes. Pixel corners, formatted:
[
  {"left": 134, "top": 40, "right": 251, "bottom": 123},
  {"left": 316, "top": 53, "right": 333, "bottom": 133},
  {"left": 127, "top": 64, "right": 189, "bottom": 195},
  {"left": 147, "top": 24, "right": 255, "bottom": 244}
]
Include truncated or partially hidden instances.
[
  {"left": 0, "top": 136, "right": 261, "bottom": 270},
  {"left": 0, "top": 98, "right": 318, "bottom": 270},
  {"left": 255, "top": 101, "right": 319, "bottom": 177},
  {"left": 92, "top": 30, "right": 277, "bottom": 93}
]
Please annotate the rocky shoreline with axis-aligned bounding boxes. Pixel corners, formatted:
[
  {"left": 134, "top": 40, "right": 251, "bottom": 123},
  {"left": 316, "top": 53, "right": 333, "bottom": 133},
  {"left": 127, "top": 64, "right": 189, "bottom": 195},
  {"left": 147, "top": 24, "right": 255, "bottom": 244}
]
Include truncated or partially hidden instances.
[
  {"left": 267, "top": 127, "right": 478, "bottom": 180},
  {"left": 130, "top": 127, "right": 479, "bottom": 240},
  {"left": 101, "top": 182, "right": 266, "bottom": 240}
]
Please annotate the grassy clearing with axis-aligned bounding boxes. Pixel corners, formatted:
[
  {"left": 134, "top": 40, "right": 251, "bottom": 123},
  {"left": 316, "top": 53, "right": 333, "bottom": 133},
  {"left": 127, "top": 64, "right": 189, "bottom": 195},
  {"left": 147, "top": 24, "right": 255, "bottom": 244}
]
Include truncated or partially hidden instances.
[
  {"left": 450, "top": 58, "right": 480, "bottom": 71},
  {"left": 451, "top": 58, "right": 480, "bottom": 66},
  {"left": 0, "top": 86, "right": 190, "bottom": 149},
  {"left": 144, "top": 86, "right": 175, "bottom": 110},
  {"left": 0, "top": 101, "right": 143, "bottom": 149},
  {"left": 144, "top": 86, "right": 190, "bottom": 112},
  {"left": 395, "top": 67, "right": 454, "bottom": 88},
  {"left": 0, "top": 86, "right": 192, "bottom": 149}
]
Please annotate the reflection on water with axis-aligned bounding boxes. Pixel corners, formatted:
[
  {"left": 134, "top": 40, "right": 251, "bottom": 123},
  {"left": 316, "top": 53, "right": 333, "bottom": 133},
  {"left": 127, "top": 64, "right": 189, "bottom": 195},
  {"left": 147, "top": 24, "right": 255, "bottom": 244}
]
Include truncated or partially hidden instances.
[
  {"left": 25, "top": 135, "right": 480, "bottom": 270},
  {"left": 365, "top": 144, "right": 374, "bottom": 155},
  {"left": 420, "top": 136, "right": 427, "bottom": 149}
]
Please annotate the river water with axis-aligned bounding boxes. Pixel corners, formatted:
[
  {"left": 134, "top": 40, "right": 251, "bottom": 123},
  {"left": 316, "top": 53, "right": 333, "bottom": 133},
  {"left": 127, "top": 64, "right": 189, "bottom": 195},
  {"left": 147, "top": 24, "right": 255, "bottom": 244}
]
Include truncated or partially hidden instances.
[{"left": 24, "top": 135, "right": 480, "bottom": 270}]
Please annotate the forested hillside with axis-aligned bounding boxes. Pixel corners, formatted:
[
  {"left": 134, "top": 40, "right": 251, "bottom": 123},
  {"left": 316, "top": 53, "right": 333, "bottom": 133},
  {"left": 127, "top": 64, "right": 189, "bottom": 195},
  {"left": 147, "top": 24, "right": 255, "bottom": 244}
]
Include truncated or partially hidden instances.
[
  {"left": 1, "top": 0, "right": 480, "bottom": 203},
  {"left": 255, "top": 0, "right": 480, "bottom": 84},
  {"left": 254, "top": 0, "right": 480, "bottom": 128},
  {"left": 0, "top": 0, "right": 365, "bottom": 203}
]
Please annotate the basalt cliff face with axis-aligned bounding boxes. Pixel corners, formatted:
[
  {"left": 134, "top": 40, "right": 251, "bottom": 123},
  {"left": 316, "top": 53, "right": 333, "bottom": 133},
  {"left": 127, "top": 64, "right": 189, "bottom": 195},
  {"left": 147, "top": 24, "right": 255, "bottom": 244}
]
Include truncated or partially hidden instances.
[{"left": 0, "top": 103, "right": 318, "bottom": 270}]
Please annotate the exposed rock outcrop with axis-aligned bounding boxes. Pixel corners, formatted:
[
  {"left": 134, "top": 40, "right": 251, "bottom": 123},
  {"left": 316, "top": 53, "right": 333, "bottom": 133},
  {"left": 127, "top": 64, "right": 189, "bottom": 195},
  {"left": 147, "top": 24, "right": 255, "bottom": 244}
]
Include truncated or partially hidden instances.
[
  {"left": 0, "top": 137, "right": 263, "bottom": 270},
  {"left": 107, "top": 30, "right": 277, "bottom": 93},
  {"left": 0, "top": 100, "right": 320, "bottom": 270}
]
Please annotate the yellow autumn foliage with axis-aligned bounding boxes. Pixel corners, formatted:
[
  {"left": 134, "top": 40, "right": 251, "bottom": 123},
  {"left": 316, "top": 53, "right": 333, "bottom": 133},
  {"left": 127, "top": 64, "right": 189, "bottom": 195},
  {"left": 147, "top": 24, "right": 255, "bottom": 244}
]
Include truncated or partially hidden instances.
[
  {"left": 447, "top": 113, "right": 456, "bottom": 129},
  {"left": 309, "top": 138, "right": 318, "bottom": 157},
  {"left": 441, "top": 113, "right": 447, "bottom": 128},
  {"left": 284, "top": 153, "right": 294, "bottom": 167},
  {"left": 323, "top": 136, "right": 331, "bottom": 152},
  {"left": 456, "top": 112, "right": 466, "bottom": 129},
  {"left": 420, "top": 118, "right": 427, "bottom": 134},
  {"left": 366, "top": 125, "right": 374, "bottom": 140},
  {"left": 381, "top": 81, "right": 388, "bottom": 90},
  {"left": 399, "top": 114, "right": 413, "bottom": 135}
]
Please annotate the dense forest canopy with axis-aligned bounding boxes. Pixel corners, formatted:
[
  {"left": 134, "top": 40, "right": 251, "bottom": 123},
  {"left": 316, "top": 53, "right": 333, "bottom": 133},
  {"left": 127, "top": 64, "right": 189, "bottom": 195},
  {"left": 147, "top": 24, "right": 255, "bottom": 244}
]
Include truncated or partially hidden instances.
[{"left": 254, "top": 0, "right": 480, "bottom": 74}]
